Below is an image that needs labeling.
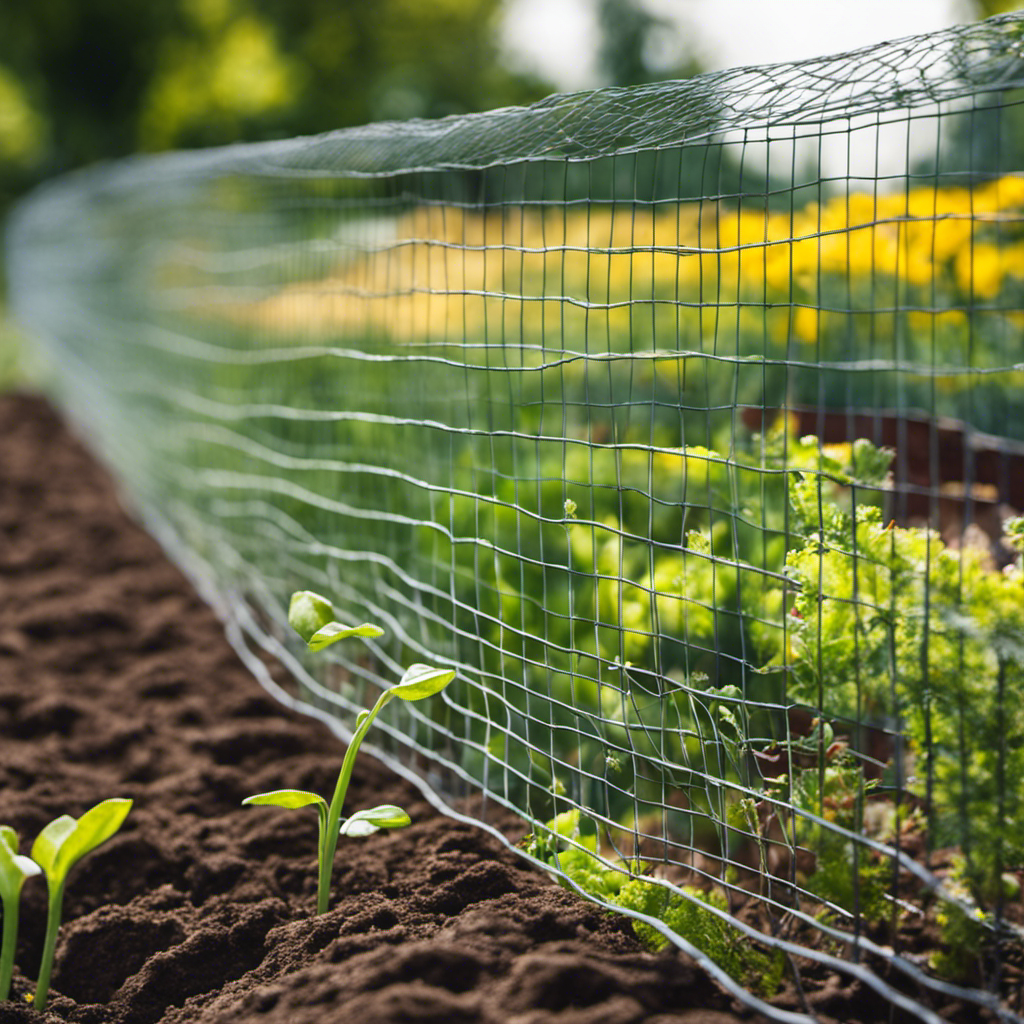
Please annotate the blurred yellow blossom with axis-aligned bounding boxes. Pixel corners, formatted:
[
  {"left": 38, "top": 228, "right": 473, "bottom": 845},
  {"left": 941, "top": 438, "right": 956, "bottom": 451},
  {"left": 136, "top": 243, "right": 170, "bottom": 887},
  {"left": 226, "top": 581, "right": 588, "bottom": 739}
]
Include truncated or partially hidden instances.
[{"left": 214, "top": 174, "right": 1024, "bottom": 368}]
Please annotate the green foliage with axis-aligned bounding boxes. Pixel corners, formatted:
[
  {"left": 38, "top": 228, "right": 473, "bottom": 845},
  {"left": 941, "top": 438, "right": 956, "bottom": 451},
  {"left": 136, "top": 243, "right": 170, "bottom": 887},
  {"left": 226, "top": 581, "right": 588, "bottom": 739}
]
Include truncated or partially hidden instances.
[
  {"left": 0, "top": 0, "right": 553, "bottom": 198},
  {"left": 520, "top": 809, "right": 627, "bottom": 901},
  {"left": 522, "top": 808, "right": 784, "bottom": 997},
  {"left": 930, "top": 856, "right": 988, "bottom": 982},
  {"left": 244, "top": 590, "right": 454, "bottom": 914},
  {"left": 616, "top": 878, "right": 785, "bottom": 998},
  {"left": 0, "top": 827, "right": 40, "bottom": 1002},
  {"left": 1005, "top": 515, "right": 1024, "bottom": 556},
  {"left": 288, "top": 589, "right": 384, "bottom": 651},
  {"left": 782, "top": 469, "right": 1024, "bottom": 898},
  {"left": 31, "top": 799, "right": 132, "bottom": 1010},
  {"left": 409, "top": 410, "right": 1021, "bottom": 922},
  {"left": 769, "top": 746, "right": 892, "bottom": 924}
]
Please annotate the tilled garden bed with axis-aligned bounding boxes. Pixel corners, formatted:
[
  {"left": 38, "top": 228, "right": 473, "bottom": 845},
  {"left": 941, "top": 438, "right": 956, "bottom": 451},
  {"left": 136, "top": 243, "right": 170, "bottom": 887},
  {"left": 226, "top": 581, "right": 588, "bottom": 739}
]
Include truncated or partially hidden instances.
[
  {"left": 0, "top": 392, "right": 768, "bottom": 1023},
  {"left": 0, "top": 392, "right": 1006, "bottom": 1024}
]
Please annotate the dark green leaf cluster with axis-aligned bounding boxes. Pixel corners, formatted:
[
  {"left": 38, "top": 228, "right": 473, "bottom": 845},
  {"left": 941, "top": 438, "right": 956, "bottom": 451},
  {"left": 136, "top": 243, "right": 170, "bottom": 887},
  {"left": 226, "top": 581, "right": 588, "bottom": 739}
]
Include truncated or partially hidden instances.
[{"left": 521, "top": 808, "right": 785, "bottom": 997}]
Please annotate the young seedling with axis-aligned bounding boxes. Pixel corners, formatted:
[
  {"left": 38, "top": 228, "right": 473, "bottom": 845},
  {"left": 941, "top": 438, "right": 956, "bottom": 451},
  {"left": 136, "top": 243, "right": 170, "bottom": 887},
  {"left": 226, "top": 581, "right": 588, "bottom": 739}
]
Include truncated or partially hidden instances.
[
  {"left": 0, "top": 827, "right": 41, "bottom": 1002},
  {"left": 31, "top": 798, "right": 132, "bottom": 1011},
  {"left": 244, "top": 591, "right": 456, "bottom": 914}
]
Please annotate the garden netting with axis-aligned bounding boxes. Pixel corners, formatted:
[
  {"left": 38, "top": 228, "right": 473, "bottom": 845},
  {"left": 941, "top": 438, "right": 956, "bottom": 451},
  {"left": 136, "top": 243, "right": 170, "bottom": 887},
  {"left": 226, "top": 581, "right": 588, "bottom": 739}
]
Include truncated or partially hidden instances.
[{"left": 7, "top": 11, "right": 1024, "bottom": 1023}]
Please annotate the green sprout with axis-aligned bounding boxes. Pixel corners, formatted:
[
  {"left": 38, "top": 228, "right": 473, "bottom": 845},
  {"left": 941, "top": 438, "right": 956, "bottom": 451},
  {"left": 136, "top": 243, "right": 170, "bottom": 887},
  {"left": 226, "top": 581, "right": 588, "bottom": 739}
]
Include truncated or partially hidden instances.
[
  {"left": 244, "top": 591, "right": 455, "bottom": 914},
  {"left": 31, "top": 798, "right": 132, "bottom": 1011},
  {"left": 0, "top": 827, "right": 41, "bottom": 1002}
]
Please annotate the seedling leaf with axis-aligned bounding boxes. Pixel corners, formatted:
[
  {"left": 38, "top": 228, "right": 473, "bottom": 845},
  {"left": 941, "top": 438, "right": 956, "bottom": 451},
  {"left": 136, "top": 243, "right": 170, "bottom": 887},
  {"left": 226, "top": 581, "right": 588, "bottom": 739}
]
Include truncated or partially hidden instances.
[
  {"left": 0, "top": 828, "right": 39, "bottom": 1002},
  {"left": 0, "top": 828, "right": 40, "bottom": 900},
  {"left": 243, "top": 790, "right": 328, "bottom": 811},
  {"left": 390, "top": 664, "right": 456, "bottom": 701},
  {"left": 264, "top": 593, "right": 456, "bottom": 915},
  {"left": 32, "top": 799, "right": 132, "bottom": 1011},
  {"left": 308, "top": 621, "right": 385, "bottom": 652},
  {"left": 339, "top": 818, "right": 380, "bottom": 837},
  {"left": 52, "top": 798, "right": 133, "bottom": 879},
  {"left": 30, "top": 816, "right": 76, "bottom": 877},
  {"left": 288, "top": 590, "right": 337, "bottom": 643},
  {"left": 343, "top": 804, "right": 411, "bottom": 830}
]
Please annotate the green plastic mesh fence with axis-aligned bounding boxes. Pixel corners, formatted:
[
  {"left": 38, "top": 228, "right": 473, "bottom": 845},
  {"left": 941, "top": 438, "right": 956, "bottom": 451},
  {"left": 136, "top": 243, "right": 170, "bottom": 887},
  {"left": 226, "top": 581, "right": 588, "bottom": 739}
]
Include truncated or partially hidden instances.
[{"left": 8, "top": 12, "right": 1024, "bottom": 1022}]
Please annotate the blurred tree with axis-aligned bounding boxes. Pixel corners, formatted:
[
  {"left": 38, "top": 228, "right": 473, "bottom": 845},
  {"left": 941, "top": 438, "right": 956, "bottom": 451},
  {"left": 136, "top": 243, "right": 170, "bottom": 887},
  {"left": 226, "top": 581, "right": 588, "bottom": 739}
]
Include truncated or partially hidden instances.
[
  {"left": 595, "top": 0, "right": 701, "bottom": 87},
  {"left": 0, "top": 0, "right": 551, "bottom": 203},
  {"left": 923, "top": 2, "right": 1024, "bottom": 181},
  {"left": 970, "top": 0, "right": 1019, "bottom": 15}
]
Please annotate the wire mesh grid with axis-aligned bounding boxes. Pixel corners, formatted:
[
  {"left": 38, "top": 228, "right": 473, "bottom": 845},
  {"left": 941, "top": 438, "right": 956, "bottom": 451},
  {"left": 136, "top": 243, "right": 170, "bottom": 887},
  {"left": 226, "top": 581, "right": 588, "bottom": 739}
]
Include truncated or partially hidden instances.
[{"left": 8, "top": 13, "right": 1024, "bottom": 1022}]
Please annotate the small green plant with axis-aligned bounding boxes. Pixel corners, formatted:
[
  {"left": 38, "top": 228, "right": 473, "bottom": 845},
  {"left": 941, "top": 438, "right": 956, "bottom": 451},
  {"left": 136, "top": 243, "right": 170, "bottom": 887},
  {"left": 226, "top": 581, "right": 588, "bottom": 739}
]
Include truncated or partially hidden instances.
[
  {"left": 521, "top": 808, "right": 785, "bottom": 997},
  {"left": 0, "top": 827, "right": 41, "bottom": 1002},
  {"left": 31, "top": 798, "right": 133, "bottom": 1010},
  {"left": 244, "top": 590, "right": 456, "bottom": 914},
  {"left": 766, "top": 739, "right": 893, "bottom": 924},
  {"left": 615, "top": 875, "right": 786, "bottom": 998},
  {"left": 931, "top": 856, "right": 989, "bottom": 982}
]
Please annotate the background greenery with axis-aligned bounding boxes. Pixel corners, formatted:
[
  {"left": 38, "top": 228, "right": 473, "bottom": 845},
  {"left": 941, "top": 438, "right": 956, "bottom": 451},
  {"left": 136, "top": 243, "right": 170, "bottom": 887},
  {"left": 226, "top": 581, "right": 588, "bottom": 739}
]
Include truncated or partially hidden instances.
[
  {"left": 0, "top": 0, "right": 715, "bottom": 210},
  {"left": 0, "top": 0, "right": 713, "bottom": 386}
]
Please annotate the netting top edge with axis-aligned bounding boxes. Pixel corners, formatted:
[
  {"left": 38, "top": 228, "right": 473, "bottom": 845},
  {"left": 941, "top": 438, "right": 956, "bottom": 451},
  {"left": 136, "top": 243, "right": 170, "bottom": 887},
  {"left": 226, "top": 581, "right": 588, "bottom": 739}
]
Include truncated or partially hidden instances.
[{"left": 13, "top": 11, "right": 1024, "bottom": 204}]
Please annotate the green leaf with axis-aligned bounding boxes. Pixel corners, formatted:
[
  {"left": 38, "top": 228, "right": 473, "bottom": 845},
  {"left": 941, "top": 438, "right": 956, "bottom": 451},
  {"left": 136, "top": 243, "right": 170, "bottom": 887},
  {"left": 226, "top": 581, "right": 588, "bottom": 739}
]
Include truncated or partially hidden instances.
[
  {"left": 307, "top": 620, "right": 385, "bottom": 653},
  {"left": 30, "top": 816, "right": 76, "bottom": 877},
  {"left": 56, "top": 799, "right": 132, "bottom": 880},
  {"left": 32, "top": 799, "right": 132, "bottom": 886},
  {"left": 684, "top": 529, "right": 712, "bottom": 555},
  {"left": 390, "top": 663, "right": 456, "bottom": 701},
  {"left": 288, "top": 590, "right": 337, "bottom": 643},
  {"left": 344, "top": 804, "right": 411, "bottom": 830},
  {"left": 242, "top": 789, "right": 327, "bottom": 811},
  {"left": 0, "top": 828, "right": 40, "bottom": 903},
  {"left": 339, "top": 818, "right": 379, "bottom": 837}
]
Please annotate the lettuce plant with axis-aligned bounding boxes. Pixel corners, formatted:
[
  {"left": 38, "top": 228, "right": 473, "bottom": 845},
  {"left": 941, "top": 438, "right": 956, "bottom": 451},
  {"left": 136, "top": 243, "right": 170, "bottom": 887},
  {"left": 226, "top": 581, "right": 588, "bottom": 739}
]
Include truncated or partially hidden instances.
[
  {"left": 31, "top": 798, "right": 132, "bottom": 1010},
  {"left": 244, "top": 591, "right": 455, "bottom": 914},
  {"left": 0, "top": 827, "right": 40, "bottom": 1002}
]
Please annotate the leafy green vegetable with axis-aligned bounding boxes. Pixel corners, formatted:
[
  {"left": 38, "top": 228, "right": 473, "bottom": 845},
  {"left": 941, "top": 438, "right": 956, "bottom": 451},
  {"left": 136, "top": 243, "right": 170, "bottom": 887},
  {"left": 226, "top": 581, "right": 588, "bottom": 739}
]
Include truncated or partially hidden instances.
[
  {"left": 31, "top": 798, "right": 132, "bottom": 1010},
  {"left": 245, "top": 591, "right": 455, "bottom": 914},
  {"left": 0, "top": 827, "right": 40, "bottom": 1002}
]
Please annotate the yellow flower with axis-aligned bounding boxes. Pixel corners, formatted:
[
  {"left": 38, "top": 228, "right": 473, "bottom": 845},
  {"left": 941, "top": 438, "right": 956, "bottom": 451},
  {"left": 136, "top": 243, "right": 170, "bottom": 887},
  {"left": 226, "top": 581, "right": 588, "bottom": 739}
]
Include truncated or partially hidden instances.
[
  {"left": 956, "top": 242, "right": 1005, "bottom": 299},
  {"left": 793, "top": 306, "right": 820, "bottom": 344}
]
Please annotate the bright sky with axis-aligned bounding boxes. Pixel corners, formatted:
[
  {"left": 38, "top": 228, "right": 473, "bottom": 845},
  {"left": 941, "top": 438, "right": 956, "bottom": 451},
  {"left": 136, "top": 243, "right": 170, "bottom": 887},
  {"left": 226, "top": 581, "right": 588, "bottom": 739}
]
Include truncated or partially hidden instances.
[
  {"left": 500, "top": 0, "right": 982, "bottom": 179},
  {"left": 502, "top": 0, "right": 976, "bottom": 91}
]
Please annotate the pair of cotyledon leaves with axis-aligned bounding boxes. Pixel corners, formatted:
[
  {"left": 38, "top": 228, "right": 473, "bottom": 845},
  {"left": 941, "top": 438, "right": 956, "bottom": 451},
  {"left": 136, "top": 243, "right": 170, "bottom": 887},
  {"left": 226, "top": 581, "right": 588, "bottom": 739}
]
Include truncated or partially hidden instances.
[
  {"left": 288, "top": 590, "right": 385, "bottom": 653},
  {"left": 0, "top": 799, "right": 132, "bottom": 903}
]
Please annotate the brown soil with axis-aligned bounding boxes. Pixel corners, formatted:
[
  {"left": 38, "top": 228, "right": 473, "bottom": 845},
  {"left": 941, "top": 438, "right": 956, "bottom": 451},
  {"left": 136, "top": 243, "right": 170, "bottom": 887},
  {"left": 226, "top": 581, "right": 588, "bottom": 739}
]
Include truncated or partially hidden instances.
[{"left": 0, "top": 392, "right": 1012, "bottom": 1024}]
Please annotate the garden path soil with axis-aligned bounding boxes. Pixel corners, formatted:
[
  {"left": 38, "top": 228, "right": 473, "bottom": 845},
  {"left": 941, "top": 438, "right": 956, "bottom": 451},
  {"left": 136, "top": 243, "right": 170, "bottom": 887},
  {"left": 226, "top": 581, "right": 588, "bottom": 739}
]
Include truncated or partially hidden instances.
[{"left": 0, "top": 392, "right": 993, "bottom": 1024}]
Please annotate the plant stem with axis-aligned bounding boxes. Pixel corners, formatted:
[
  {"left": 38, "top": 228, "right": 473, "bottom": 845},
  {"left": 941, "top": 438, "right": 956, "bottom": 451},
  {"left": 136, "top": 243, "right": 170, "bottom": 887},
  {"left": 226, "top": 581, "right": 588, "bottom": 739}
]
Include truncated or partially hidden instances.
[
  {"left": 0, "top": 895, "right": 16, "bottom": 1002},
  {"left": 317, "top": 690, "right": 392, "bottom": 914},
  {"left": 34, "top": 881, "right": 64, "bottom": 1011}
]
